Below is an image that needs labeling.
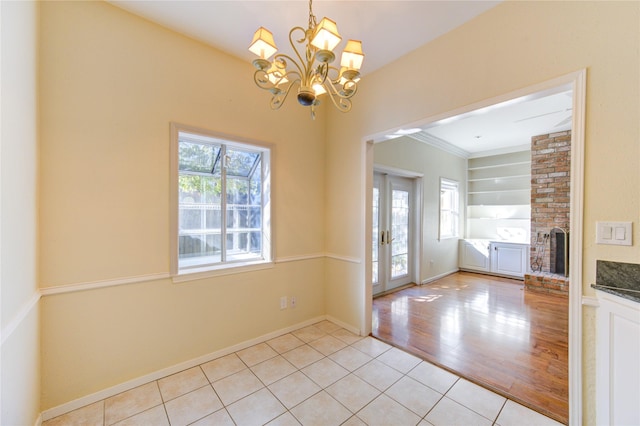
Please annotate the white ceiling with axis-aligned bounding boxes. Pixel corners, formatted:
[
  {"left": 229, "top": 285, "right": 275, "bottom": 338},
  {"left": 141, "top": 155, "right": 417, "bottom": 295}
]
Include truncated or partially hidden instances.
[
  {"left": 406, "top": 88, "right": 574, "bottom": 157},
  {"left": 108, "top": 0, "right": 572, "bottom": 156},
  {"left": 109, "top": 1, "right": 502, "bottom": 75}
]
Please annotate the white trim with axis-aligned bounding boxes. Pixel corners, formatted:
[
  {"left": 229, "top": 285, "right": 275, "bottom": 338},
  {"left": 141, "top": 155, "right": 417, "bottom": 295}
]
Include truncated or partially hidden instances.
[
  {"left": 568, "top": 69, "right": 586, "bottom": 426},
  {"left": 407, "top": 131, "right": 471, "bottom": 158},
  {"left": 0, "top": 291, "right": 40, "bottom": 346},
  {"left": 325, "top": 253, "right": 361, "bottom": 264},
  {"left": 38, "top": 255, "right": 334, "bottom": 295},
  {"left": 171, "top": 261, "right": 274, "bottom": 284},
  {"left": 420, "top": 270, "right": 459, "bottom": 285},
  {"left": 39, "top": 273, "right": 170, "bottom": 296},
  {"left": 41, "top": 315, "right": 329, "bottom": 421},
  {"left": 467, "top": 143, "right": 532, "bottom": 159},
  {"left": 275, "top": 253, "right": 325, "bottom": 263},
  {"left": 373, "top": 164, "right": 424, "bottom": 179},
  {"left": 34, "top": 413, "right": 42, "bottom": 426},
  {"left": 325, "top": 315, "right": 361, "bottom": 336}
]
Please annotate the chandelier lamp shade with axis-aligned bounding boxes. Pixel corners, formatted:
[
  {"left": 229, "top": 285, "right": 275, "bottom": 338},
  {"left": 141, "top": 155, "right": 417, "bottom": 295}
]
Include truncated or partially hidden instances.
[{"left": 249, "top": 0, "right": 364, "bottom": 118}]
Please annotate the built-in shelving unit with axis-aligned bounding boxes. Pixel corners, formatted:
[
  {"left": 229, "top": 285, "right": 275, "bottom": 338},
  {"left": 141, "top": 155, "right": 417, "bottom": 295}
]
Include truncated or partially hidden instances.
[
  {"left": 467, "top": 152, "right": 531, "bottom": 206},
  {"left": 466, "top": 150, "right": 531, "bottom": 241}
]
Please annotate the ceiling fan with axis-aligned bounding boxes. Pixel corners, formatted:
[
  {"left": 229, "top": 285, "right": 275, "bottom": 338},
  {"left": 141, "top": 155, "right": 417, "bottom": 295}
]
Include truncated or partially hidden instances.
[{"left": 513, "top": 107, "right": 573, "bottom": 128}]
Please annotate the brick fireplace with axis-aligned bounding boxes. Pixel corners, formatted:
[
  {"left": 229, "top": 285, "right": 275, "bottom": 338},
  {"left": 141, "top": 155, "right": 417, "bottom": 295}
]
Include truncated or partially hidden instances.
[{"left": 525, "top": 131, "right": 571, "bottom": 295}]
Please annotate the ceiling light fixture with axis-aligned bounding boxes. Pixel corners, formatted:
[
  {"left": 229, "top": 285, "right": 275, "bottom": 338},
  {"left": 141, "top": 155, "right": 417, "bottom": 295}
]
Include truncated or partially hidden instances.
[{"left": 249, "top": 0, "right": 364, "bottom": 119}]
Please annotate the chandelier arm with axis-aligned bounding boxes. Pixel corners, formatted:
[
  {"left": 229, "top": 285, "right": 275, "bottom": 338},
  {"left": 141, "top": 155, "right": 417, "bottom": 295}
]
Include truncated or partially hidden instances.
[
  {"left": 270, "top": 80, "right": 297, "bottom": 110},
  {"left": 321, "top": 81, "right": 352, "bottom": 113},
  {"left": 325, "top": 66, "right": 359, "bottom": 101},
  {"left": 287, "top": 26, "right": 312, "bottom": 80},
  {"left": 272, "top": 52, "right": 305, "bottom": 82}
]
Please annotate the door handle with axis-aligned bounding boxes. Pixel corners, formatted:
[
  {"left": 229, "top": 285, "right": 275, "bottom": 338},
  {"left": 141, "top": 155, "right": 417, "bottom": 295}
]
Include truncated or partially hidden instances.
[
  {"left": 386, "top": 230, "right": 391, "bottom": 244},
  {"left": 381, "top": 230, "right": 386, "bottom": 245}
]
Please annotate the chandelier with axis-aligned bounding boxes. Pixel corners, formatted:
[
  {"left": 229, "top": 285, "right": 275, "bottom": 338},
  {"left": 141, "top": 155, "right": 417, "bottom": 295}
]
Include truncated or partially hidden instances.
[{"left": 248, "top": 0, "right": 364, "bottom": 119}]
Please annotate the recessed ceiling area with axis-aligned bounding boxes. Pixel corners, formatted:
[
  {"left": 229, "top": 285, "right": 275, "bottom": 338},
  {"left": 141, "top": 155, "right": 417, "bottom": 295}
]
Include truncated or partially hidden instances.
[{"left": 382, "top": 87, "right": 574, "bottom": 158}]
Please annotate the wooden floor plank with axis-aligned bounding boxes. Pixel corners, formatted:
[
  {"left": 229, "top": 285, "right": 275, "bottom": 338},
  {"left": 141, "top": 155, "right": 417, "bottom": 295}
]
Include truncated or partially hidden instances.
[{"left": 372, "top": 271, "right": 568, "bottom": 424}]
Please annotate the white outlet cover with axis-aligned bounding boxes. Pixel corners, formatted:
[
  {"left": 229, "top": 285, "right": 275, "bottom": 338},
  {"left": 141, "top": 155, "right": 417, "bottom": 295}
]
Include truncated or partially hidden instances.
[{"left": 596, "top": 221, "right": 632, "bottom": 246}]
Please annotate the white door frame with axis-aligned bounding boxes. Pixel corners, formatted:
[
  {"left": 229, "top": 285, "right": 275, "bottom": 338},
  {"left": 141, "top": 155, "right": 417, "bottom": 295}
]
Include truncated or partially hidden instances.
[{"left": 362, "top": 69, "right": 586, "bottom": 425}]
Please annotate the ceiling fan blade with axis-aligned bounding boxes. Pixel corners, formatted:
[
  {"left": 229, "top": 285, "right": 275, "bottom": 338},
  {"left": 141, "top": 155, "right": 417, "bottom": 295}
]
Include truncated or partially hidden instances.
[{"left": 513, "top": 110, "right": 564, "bottom": 123}]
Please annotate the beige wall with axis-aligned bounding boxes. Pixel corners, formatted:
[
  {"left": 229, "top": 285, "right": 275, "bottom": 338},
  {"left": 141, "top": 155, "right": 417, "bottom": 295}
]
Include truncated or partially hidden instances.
[
  {"left": 325, "top": 1, "right": 639, "bottom": 424},
  {"left": 39, "top": 1, "right": 327, "bottom": 409},
  {"left": 0, "top": 0, "right": 41, "bottom": 423},
  {"left": 3, "top": 0, "right": 638, "bottom": 422},
  {"left": 374, "top": 137, "right": 467, "bottom": 281}
]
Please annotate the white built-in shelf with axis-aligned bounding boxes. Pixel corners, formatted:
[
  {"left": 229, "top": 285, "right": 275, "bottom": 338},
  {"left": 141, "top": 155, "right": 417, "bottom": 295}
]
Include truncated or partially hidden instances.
[
  {"left": 468, "top": 189, "right": 530, "bottom": 194},
  {"left": 468, "top": 174, "right": 530, "bottom": 182},
  {"left": 467, "top": 151, "right": 531, "bottom": 207},
  {"left": 467, "top": 161, "right": 531, "bottom": 171}
]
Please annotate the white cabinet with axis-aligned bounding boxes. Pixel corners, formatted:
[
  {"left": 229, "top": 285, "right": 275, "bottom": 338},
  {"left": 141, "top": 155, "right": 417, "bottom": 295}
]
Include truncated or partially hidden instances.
[
  {"left": 596, "top": 291, "right": 640, "bottom": 426},
  {"left": 459, "top": 239, "right": 528, "bottom": 278},
  {"left": 459, "top": 240, "right": 490, "bottom": 272},
  {"left": 490, "top": 242, "right": 528, "bottom": 278}
]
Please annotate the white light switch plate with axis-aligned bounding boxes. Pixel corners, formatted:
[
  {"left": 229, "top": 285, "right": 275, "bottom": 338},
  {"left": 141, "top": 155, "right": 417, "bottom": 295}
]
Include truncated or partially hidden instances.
[{"left": 596, "top": 221, "right": 632, "bottom": 246}]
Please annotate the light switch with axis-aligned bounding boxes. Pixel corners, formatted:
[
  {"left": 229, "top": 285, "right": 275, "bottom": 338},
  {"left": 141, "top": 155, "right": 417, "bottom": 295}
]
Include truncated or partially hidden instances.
[{"left": 596, "top": 221, "right": 633, "bottom": 246}]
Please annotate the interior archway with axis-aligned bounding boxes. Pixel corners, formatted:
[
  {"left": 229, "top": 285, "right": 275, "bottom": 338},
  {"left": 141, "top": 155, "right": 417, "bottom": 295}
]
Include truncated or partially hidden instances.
[{"left": 362, "top": 69, "right": 586, "bottom": 424}]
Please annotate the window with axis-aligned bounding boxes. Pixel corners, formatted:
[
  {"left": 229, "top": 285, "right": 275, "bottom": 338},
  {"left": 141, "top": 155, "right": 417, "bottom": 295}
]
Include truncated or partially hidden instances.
[
  {"left": 439, "top": 178, "right": 459, "bottom": 240},
  {"left": 170, "top": 124, "right": 271, "bottom": 277}
]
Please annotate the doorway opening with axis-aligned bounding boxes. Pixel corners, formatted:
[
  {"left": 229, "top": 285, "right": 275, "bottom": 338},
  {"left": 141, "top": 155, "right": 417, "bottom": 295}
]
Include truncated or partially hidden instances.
[{"left": 363, "top": 70, "right": 586, "bottom": 424}]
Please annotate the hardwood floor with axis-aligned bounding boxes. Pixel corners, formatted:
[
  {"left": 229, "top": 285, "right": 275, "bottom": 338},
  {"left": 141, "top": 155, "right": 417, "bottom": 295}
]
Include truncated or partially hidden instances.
[{"left": 372, "top": 271, "right": 568, "bottom": 424}]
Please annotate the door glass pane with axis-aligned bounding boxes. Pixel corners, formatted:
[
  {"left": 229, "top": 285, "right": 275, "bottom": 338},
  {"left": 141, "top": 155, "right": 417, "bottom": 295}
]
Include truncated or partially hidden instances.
[
  {"left": 391, "top": 189, "right": 409, "bottom": 279},
  {"left": 372, "top": 186, "right": 380, "bottom": 284}
]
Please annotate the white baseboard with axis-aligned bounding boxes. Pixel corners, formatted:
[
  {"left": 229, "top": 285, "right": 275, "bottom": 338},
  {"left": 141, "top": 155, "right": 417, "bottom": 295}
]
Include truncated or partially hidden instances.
[
  {"left": 41, "top": 315, "right": 330, "bottom": 421},
  {"left": 325, "top": 315, "right": 361, "bottom": 336},
  {"left": 420, "top": 269, "right": 458, "bottom": 285}
]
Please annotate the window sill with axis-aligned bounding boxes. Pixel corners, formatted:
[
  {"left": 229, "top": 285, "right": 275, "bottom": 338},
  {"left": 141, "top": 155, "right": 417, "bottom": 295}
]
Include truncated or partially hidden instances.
[{"left": 172, "top": 260, "right": 274, "bottom": 283}]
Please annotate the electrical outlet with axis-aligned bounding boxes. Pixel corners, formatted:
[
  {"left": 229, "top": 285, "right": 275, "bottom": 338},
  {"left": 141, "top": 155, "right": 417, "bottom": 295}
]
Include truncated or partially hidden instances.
[
  {"left": 280, "top": 296, "right": 287, "bottom": 310},
  {"left": 290, "top": 296, "right": 296, "bottom": 308}
]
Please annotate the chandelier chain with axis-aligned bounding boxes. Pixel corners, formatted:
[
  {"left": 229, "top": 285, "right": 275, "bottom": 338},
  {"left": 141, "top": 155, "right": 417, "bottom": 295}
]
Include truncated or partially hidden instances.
[{"left": 308, "top": 0, "right": 316, "bottom": 31}]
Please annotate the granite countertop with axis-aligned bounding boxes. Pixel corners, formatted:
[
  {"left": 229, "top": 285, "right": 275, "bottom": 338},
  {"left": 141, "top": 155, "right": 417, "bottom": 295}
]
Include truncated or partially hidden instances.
[{"left": 592, "top": 260, "right": 640, "bottom": 304}]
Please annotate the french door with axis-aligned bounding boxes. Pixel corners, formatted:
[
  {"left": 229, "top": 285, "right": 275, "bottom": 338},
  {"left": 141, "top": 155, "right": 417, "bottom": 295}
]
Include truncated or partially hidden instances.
[{"left": 372, "top": 172, "right": 415, "bottom": 296}]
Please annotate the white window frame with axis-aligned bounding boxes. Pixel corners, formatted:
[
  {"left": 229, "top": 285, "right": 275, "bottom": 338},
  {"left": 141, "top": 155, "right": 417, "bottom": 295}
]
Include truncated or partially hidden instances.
[
  {"left": 439, "top": 177, "right": 459, "bottom": 240},
  {"left": 170, "top": 123, "right": 272, "bottom": 282}
]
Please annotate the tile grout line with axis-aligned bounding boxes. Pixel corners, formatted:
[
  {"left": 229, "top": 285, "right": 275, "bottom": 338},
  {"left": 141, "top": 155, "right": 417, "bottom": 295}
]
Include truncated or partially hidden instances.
[{"left": 44, "top": 323, "right": 562, "bottom": 426}]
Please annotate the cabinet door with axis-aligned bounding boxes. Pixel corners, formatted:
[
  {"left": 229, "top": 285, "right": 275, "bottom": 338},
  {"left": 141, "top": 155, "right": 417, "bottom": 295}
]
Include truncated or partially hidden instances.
[
  {"left": 596, "top": 293, "right": 640, "bottom": 426},
  {"left": 490, "top": 243, "right": 527, "bottom": 277},
  {"left": 459, "top": 240, "right": 490, "bottom": 271}
]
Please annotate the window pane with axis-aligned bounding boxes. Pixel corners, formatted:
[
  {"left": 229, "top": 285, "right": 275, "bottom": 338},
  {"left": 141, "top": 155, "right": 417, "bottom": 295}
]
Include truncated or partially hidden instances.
[
  {"left": 372, "top": 186, "right": 379, "bottom": 285},
  {"left": 213, "top": 148, "right": 260, "bottom": 177},
  {"left": 178, "top": 174, "right": 222, "bottom": 263},
  {"left": 391, "top": 189, "right": 409, "bottom": 278},
  {"left": 179, "top": 141, "right": 220, "bottom": 173},
  {"left": 226, "top": 173, "right": 262, "bottom": 262},
  {"left": 439, "top": 179, "right": 459, "bottom": 239}
]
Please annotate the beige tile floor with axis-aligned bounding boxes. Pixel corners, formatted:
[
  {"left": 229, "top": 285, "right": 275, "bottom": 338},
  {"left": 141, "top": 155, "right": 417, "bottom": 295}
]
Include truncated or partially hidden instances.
[{"left": 43, "top": 321, "right": 564, "bottom": 426}]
